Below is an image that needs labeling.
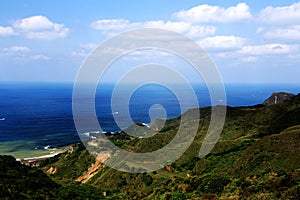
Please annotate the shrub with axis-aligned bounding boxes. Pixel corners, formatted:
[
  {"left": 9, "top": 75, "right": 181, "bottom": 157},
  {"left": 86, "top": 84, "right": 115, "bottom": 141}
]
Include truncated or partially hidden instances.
[{"left": 197, "top": 174, "right": 231, "bottom": 195}]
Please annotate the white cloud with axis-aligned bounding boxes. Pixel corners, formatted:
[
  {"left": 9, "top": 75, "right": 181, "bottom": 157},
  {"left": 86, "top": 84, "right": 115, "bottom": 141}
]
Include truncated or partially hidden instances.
[
  {"left": 72, "top": 43, "right": 99, "bottom": 57},
  {"left": 0, "top": 26, "right": 17, "bottom": 36},
  {"left": 3, "top": 46, "right": 31, "bottom": 53},
  {"left": 239, "top": 44, "right": 299, "bottom": 55},
  {"left": 258, "top": 2, "right": 300, "bottom": 25},
  {"left": 256, "top": 27, "right": 264, "bottom": 34},
  {"left": 13, "top": 15, "right": 69, "bottom": 40},
  {"left": 0, "top": 46, "right": 31, "bottom": 59},
  {"left": 262, "top": 25, "right": 300, "bottom": 40},
  {"left": 91, "top": 18, "right": 215, "bottom": 38},
  {"left": 92, "top": 18, "right": 214, "bottom": 37},
  {"left": 80, "top": 43, "right": 98, "bottom": 50},
  {"left": 144, "top": 20, "right": 189, "bottom": 32},
  {"left": 31, "top": 54, "right": 50, "bottom": 60},
  {"left": 1, "top": 46, "right": 51, "bottom": 61},
  {"left": 185, "top": 25, "right": 216, "bottom": 38},
  {"left": 144, "top": 20, "right": 216, "bottom": 38},
  {"left": 174, "top": 3, "right": 252, "bottom": 23},
  {"left": 91, "top": 18, "right": 132, "bottom": 31},
  {"left": 241, "top": 56, "right": 258, "bottom": 63},
  {"left": 257, "top": 2, "right": 300, "bottom": 41},
  {"left": 123, "top": 49, "right": 172, "bottom": 61},
  {"left": 198, "top": 35, "right": 247, "bottom": 50},
  {"left": 71, "top": 50, "right": 87, "bottom": 57},
  {"left": 90, "top": 18, "right": 135, "bottom": 36}
]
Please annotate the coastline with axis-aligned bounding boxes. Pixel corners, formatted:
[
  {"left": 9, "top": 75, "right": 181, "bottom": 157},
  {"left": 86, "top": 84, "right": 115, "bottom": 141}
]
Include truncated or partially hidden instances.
[
  {"left": 0, "top": 138, "right": 76, "bottom": 160},
  {"left": 15, "top": 149, "right": 66, "bottom": 166},
  {"left": 16, "top": 151, "right": 63, "bottom": 161}
]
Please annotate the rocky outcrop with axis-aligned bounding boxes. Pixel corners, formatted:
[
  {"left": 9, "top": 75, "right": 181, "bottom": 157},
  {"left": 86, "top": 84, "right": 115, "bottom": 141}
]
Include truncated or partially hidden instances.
[
  {"left": 46, "top": 166, "right": 57, "bottom": 174},
  {"left": 263, "top": 92, "right": 295, "bottom": 105},
  {"left": 75, "top": 152, "right": 111, "bottom": 184}
]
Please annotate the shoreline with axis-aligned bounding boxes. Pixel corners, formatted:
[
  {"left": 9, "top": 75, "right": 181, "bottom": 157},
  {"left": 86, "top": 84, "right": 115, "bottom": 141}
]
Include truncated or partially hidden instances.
[
  {"left": 15, "top": 150, "right": 66, "bottom": 166},
  {"left": 16, "top": 151, "right": 63, "bottom": 161},
  {"left": 0, "top": 139, "right": 76, "bottom": 161}
]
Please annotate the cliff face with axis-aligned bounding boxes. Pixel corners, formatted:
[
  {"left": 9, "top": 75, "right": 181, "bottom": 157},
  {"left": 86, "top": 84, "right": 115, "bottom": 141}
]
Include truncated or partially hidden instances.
[
  {"left": 263, "top": 92, "right": 295, "bottom": 105},
  {"left": 75, "top": 152, "right": 110, "bottom": 184}
]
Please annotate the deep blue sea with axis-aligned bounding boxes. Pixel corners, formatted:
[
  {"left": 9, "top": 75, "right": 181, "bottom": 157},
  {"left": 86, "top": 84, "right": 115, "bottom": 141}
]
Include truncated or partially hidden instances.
[{"left": 0, "top": 82, "right": 299, "bottom": 157}]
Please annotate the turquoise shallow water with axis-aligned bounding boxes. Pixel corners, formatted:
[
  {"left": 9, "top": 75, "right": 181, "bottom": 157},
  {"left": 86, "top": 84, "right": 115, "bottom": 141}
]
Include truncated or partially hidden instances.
[
  {"left": 0, "top": 82, "right": 299, "bottom": 157},
  {"left": 0, "top": 140, "right": 67, "bottom": 159}
]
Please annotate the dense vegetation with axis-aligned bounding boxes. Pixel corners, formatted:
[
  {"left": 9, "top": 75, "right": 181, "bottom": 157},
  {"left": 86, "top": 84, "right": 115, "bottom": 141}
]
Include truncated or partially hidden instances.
[
  {"left": 0, "top": 155, "right": 104, "bottom": 199},
  {"left": 1, "top": 93, "right": 300, "bottom": 199}
]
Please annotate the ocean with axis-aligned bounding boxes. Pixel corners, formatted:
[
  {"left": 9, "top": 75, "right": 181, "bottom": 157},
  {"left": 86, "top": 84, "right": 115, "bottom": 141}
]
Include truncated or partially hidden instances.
[{"left": 0, "top": 82, "right": 299, "bottom": 158}]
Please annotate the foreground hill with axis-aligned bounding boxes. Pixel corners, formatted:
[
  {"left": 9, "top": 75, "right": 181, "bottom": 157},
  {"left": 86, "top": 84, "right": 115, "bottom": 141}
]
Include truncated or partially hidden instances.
[
  {"left": 0, "top": 155, "right": 105, "bottom": 199},
  {"left": 1, "top": 93, "right": 300, "bottom": 199}
]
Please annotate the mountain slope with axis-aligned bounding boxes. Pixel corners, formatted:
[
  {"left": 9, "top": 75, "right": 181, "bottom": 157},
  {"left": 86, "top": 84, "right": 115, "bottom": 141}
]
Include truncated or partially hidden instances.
[
  {"left": 0, "top": 154, "right": 104, "bottom": 199},
  {"left": 263, "top": 92, "right": 295, "bottom": 105},
  {"left": 37, "top": 93, "right": 300, "bottom": 199},
  {"left": 1, "top": 93, "right": 300, "bottom": 199}
]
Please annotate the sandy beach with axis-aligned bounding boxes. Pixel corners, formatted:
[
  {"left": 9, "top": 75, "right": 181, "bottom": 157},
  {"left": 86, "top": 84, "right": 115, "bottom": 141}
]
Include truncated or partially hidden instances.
[
  {"left": 16, "top": 151, "right": 62, "bottom": 161},
  {"left": 16, "top": 150, "right": 66, "bottom": 166}
]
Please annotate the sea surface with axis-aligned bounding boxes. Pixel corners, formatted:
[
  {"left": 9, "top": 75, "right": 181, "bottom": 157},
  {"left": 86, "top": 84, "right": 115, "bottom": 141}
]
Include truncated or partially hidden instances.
[{"left": 0, "top": 82, "right": 299, "bottom": 158}]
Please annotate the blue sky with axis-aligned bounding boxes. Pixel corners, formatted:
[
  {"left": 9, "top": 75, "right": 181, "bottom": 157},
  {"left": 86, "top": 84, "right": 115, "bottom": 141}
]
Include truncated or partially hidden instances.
[{"left": 1, "top": 0, "right": 300, "bottom": 83}]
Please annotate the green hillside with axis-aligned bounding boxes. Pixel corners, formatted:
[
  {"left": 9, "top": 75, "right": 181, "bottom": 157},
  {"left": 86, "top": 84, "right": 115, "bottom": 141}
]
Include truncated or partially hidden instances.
[
  {"left": 1, "top": 93, "right": 300, "bottom": 199},
  {"left": 0, "top": 155, "right": 104, "bottom": 199}
]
